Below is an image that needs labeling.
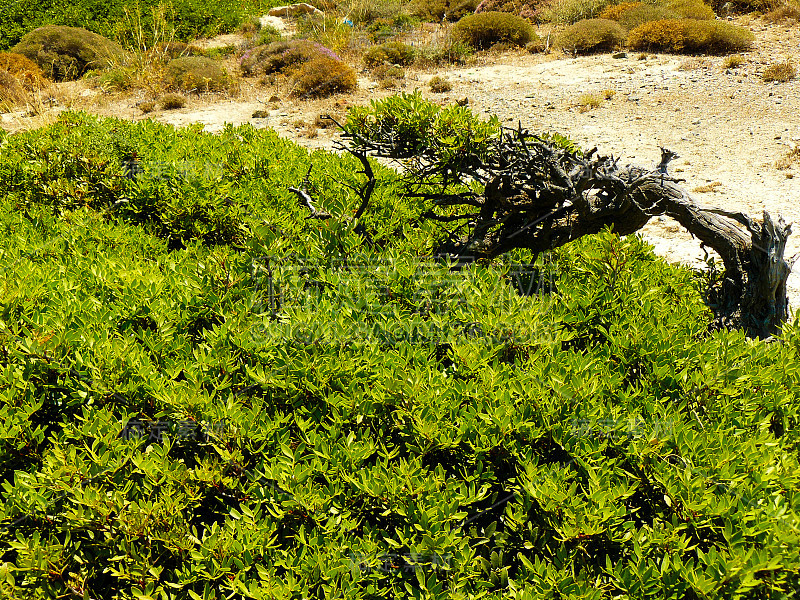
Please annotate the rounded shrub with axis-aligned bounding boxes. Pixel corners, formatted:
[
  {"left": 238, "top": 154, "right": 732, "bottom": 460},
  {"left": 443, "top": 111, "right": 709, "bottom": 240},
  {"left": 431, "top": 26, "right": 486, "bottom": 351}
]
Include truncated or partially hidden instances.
[
  {"left": 10, "top": 25, "right": 124, "bottom": 81},
  {"left": 451, "top": 11, "right": 535, "bottom": 50},
  {"left": 600, "top": 2, "right": 643, "bottom": 20},
  {"left": 666, "top": 0, "right": 717, "bottom": 19},
  {"left": 558, "top": 18, "right": 626, "bottom": 54},
  {"left": 412, "top": 0, "right": 479, "bottom": 22},
  {"left": 240, "top": 40, "right": 339, "bottom": 78},
  {"left": 363, "top": 41, "right": 416, "bottom": 67},
  {"left": 164, "top": 56, "right": 238, "bottom": 93},
  {"left": 291, "top": 55, "right": 357, "bottom": 98},
  {"left": 475, "top": 0, "right": 538, "bottom": 19},
  {"left": 626, "top": 18, "right": 755, "bottom": 54},
  {"left": 0, "top": 52, "right": 46, "bottom": 89},
  {"left": 618, "top": 5, "right": 678, "bottom": 30}
]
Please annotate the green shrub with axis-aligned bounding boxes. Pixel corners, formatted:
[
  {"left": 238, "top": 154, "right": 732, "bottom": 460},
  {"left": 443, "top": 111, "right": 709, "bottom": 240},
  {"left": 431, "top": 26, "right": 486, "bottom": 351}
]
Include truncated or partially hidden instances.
[
  {"left": 412, "top": 0, "right": 479, "bottom": 21},
  {"left": 0, "top": 0, "right": 245, "bottom": 52},
  {"left": 762, "top": 61, "right": 797, "bottom": 82},
  {"left": 255, "top": 23, "right": 284, "bottom": 46},
  {"left": 363, "top": 41, "right": 416, "bottom": 67},
  {"left": 618, "top": 4, "right": 678, "bottom": 29},
  {"left": 10, "top": 25, "right": 124, "bottom": 81},
  {"left": 558, "top": 18, "right": 626, "bottom": 53},
  {"left": 708, "top": 0, "right": 779, "bottom": 13},
  {"left": 665, "top": 0, "right": 717, "bottom": 19},
  {"left": 163, "top": 56, "right": 238, "bottom": 93},
  {"left": 291, "top": 55, "right": 358, "bottom": 98},
  {"left": 538, "top": 0, "right": 614, "bottom": 24},
  {"left": 451, "top": 11, "right": 536, "bottom": 49},
  {"left": 627, "top": 18, "right": 755, "bottom": 53},
  {"left": 0, "top": 52, "right": 46, "bottom": 89}
]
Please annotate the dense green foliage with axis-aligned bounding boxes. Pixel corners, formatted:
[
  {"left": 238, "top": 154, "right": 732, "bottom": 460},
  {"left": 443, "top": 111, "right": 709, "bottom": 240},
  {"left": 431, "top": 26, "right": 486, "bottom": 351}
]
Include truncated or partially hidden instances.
[
  {"left": 451, "top": 11, "right": 536, "bottom": 50},
  {"left": 0, "top": 0, "right": 284, "bottom": 51},
  {"left": 11, "top": 25, "right": 125, "bottom": 81},
  {"left": 1, "top": 109, "right": 800, "bottom": 598}
]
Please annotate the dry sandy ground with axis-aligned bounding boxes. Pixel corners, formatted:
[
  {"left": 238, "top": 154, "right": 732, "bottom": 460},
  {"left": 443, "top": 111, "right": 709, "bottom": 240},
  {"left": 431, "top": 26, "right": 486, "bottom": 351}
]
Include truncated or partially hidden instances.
[{"left": 3, "top": 16, "right": 799, "bottom": 306}]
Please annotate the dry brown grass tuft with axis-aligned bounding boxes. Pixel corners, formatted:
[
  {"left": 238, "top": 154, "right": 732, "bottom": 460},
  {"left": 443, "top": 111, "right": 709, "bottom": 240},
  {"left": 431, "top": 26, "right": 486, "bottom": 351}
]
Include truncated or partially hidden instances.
[
  {"left": 429, "top": 75, "right": 453, "bottom": 92},
  {"left": 762, "top": 61, "right": 796, "bottom": 82},
  {"left": 692, "top": 181, "right": 722, "bottom": 192},
  {"left": 723, "top": 53, "right": 746, "bottom": 68},
  {"left": 576, "top": 92, "right": 603, "bottom": 111},
  {"left": 159, "top": 93, "right": 187, "bottom": 109},
  {"left": 763, "top": 3, "right": 800, "bottom": 22},
  {"left": 291, "top": 55, "right": 358, "bottom": 99},
  {"left": 0, "top": 53, "right": 47, "bottom": 90}
]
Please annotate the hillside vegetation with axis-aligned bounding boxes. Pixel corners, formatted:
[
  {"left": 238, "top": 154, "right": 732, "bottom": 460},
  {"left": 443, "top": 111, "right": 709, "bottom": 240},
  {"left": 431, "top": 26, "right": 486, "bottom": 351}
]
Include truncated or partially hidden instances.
[{"left": 0, "top": 110, "right": 800, "bottom": 598}]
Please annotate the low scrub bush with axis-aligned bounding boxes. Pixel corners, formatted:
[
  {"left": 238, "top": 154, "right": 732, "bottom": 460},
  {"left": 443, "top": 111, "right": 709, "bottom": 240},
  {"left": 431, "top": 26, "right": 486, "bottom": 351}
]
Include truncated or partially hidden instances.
[
  {"left": 256, "top": 24, "right": 284, "bottom": 46},
  {"left": 763, "top": 61, "right": 797, "bottom": 81},
  {"left": 709, "top": 0, "right": 780, "bottom": 13},
  {"left": 415, "top": 37, "right": 474, "bottom": 65},
  {"left": 723, "top": 53, "right": 745, "bottom": 67},
  {"left": 666, "top": 0, "right": 717, "bottom": 19},
  {"left": 600, "top": 1, "right": 642, "bottom": 19},
  {"left": 11, "top": 25, "right": 124, "bottom": 81},
  {"left": 558, "top": 18, "right": 626, "bottom": 54},
  {"left": 291, "top": 55, "right": 358, "bottom": 98},
  {"left": 363, "top": 41, "right": 416, "bottom": 67},
  {"left": 295, "top": 14, "right": 355, "bottom": 54},
  {"left": 429, "top": 75, "right": 453, "bottom": 92},
  {"left": 163, "top": 56, "right": 238, "bottom": 93},
  {"left": 475, "top": 0, "right": 539, "bottom": 18},
  {"left": 0, "top": 52, "right": 46, "bottom": 89},
  {"left": 627, "top": 18, "right": 755, "bottom": 53},
  {"left": 618, "top": 4, "right": 679, "bottom": 29},
  {"left": 538, "top": 0, "right": 614, "bottom": 24},
  {"left": 411, "top": 0, "right": 479, "bottom": 21},
  {"left": 159, "top": 93, "right": 187, "bottom": 109},
  {"left": 240, "top": 40, "right": 340, "bottom": 78},
  {"left": 764, "top": 2, "right": 800, "bottom": 21},
  {"left": 451, "top": 11, "right": 536, "bottom": 49}
]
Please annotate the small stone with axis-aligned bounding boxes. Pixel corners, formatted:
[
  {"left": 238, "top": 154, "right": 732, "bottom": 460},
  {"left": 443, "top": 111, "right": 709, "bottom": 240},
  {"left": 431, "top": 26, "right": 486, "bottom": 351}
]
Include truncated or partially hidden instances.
[
  {"left": 612, "top": 52, "right": 627, "bottom": 59},
  {"left": 268, "top": 95, "right": 280, "bottom": 102},
  {"left": 252, "top": 110, "right": 270, "bottom": 119}
]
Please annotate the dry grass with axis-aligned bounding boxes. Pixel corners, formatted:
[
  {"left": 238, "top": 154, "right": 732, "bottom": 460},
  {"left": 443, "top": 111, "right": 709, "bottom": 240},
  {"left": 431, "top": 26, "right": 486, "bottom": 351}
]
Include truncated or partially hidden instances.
[
  {"left": 602, "top": 88, "right": 616, "bottom": 99},
  {"left": 139, "top": 100, "right": 157, "bottom": 113},
  {"left": 429, "top": 75, "right": 453, "bottom": 92},
  {"left": 723, "top": 54, "right": 746, "bottom": 68},
  {"left": 577, "top": 92, "right": 603, "bottom": 111},
  {"left": 764, "top": 3, "right": 800, "bottom": 22},
  {"left": 692, "top": 181, "right": 722, "bottom": 193},
  {"left": 159, "top": 93, "right": 187, "bottom": 109},
  {"left": 291, "top": 55, "right": 358, "bottom": 98},
  {"left": 775, "top": 147, "right": 800, "bottom": 169},
  {"left": 762, "top": 61, "right": 796, "bottom": 82}
]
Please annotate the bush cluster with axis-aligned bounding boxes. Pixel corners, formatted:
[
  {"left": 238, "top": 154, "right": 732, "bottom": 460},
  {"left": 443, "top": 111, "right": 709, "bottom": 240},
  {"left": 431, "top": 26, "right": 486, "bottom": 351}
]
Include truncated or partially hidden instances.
[
  {"left": 475, "top": 0, "right": 539, "bottom": 18},
  {"left": 558, "top": 18, "right": 627, "bottom": 54},
  {"left": 363, "top": 41, "right": 416, "bottom": 67},
  {"left": 411, "top": 0, "right": 479, "bottom": 21},
  {"left": 10, "top": 25, "right": 124, "bottom": 81},
  {"left": 600, "top": 1, "right": 643, "bottom": 20},
  {"left": 627, "top": 18, "right": 755, "bottom": 53},
  {"left": 452, "top": 11, "right": 537, "bottom": 49},
  {"left": 292, "top": 55, "right": 358, "bottom": 98},
  {"left": 763, "top": 61, "right": 797, "bottom": 82},
  {"left": 163, "top": 56, "right": 238, "bottom": 93},
  {"left": 240, "top": 40, "right": 340, "bottom": 78},
  {"left": 2, "top": 102, "right": 800, "bottom": 599}
]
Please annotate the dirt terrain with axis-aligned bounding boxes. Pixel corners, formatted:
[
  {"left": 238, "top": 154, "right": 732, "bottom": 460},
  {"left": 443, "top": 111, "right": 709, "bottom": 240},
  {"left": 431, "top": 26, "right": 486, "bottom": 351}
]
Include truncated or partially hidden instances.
[{"left": 3, "top": 16, "right": 799, "bottom": 305}]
